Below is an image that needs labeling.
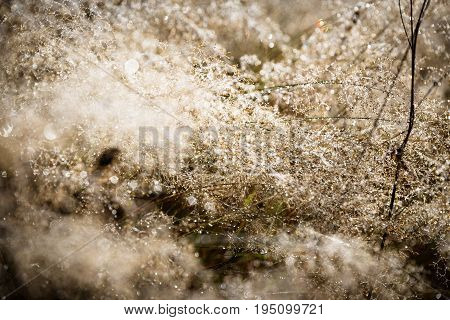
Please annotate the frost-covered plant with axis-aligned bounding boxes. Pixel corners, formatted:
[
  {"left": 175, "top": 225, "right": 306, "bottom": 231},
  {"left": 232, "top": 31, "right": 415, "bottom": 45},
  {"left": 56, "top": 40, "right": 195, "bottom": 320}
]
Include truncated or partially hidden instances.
[{"left": 0, "top": 0, "right": 448, "bottom": 299}]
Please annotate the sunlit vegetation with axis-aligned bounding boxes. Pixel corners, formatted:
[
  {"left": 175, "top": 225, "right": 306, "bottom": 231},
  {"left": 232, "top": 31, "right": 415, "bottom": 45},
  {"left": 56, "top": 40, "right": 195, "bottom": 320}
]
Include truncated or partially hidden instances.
[{"left": 0, "top": 0, "right": 448, "bottom": 299}]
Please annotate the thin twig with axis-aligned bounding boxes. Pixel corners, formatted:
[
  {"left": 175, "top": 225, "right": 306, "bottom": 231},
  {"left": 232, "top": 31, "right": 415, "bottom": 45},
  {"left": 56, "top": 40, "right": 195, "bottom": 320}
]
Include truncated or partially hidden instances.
[
  {"left": 380, "top": 0, "right": 431, "bottom": 250},
  {"left": 246, "top": 80, "right": 390, "bottom": 95},
  {"left": 398, "top": 0, "right": 413, "bottom": 48}
]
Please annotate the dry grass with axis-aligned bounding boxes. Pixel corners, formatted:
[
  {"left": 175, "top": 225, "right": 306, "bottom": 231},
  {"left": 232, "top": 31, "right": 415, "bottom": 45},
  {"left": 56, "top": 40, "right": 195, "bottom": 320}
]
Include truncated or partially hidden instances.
[{"left": 0, "top": 0, "right": 448, "bottom": 299}]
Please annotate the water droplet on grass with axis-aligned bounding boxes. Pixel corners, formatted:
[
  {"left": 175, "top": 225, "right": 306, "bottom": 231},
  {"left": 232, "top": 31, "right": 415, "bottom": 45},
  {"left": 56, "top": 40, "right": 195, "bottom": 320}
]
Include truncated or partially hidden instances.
[
  {"left": 124, "top": 59, "right": 139, "bottom": 75},
  {"left": 44, "top": 124, "right": 57, "bottom": 140},
  {"left": 109, "top": 175, "right": 119, "bottom": 184},
  {"left": 186, "top": 195, "right": 197, "bottom": 206}
]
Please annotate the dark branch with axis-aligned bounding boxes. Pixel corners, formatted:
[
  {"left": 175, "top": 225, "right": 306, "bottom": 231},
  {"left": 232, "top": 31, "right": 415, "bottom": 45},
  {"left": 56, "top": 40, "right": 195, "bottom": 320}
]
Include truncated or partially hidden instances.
[{"left": 380, "top": 0, "right": 431, "bottom": 250}]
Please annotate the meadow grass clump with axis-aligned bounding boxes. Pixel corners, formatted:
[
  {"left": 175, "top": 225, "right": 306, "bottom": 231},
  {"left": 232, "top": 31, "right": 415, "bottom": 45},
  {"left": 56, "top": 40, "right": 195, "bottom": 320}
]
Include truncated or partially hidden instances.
[{"left": 0, "top": 0, "right": 448, "bottom": 299}]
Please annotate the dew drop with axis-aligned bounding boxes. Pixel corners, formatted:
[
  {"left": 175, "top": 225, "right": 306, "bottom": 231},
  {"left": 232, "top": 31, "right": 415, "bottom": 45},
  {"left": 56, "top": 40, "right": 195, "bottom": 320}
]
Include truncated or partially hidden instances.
[
  {"left": 186, "top": 195, "right": 197, "bottom": 206},
  {"left": 44, "top": 124, "right": 57, "bottom": 141},
  {"left": 1, "top": 123, "right": 13, "bottom": 137},
  {"left": 124, "top": 59, "right": 139, "bottom": 75},
  {"left": 128, "top": 180, "right": 138, "bottom": 190},
  {"left": 109, "top": 175, "right": 119, "bottom": 184},
  {"left": 153, "top": 180, "right": 162, "bottom": 193}
]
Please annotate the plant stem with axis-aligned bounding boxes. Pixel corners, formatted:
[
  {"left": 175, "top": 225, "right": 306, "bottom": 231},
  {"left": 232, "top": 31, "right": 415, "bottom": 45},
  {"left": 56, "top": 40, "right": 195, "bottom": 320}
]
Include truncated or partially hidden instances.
[{"left": 380, "top": 0, "right": 430, "bottom": 250}]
